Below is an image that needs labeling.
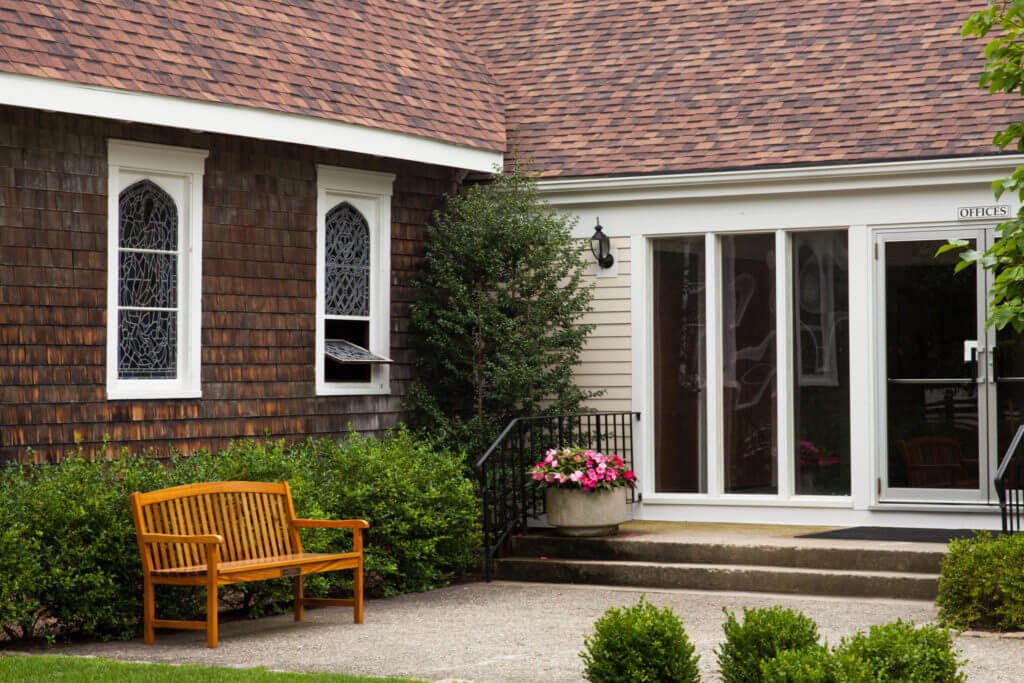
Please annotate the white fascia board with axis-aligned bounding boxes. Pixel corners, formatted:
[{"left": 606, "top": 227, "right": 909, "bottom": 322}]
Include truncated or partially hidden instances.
[
  {"left": 538, "top": 155, "right": 1024, "bottom": 205},
  {"left": 0, "top": 71, "right": 503, "bottom": 173}
]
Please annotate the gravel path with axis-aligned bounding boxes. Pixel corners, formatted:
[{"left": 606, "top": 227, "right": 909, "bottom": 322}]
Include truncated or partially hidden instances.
[{"left": 53, "top": 581, "right": 1024, "bottom": 682}]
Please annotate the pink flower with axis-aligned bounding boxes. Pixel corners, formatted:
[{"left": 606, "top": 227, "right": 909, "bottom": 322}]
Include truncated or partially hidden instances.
[
  {"left": 531, "top": 471, "right": 545, "bottom": 481},
  {"left": 569, "top": 471, "right": 583, "bottom": 483},
  {"left": 624, "top": 470, "right": 636, "bottom": 481},
  {"left": 554, "top": 473, "right": 567, "bottom": 483},
  {"left": 607, "top": 470, "right": 618, "bottom": 481}
]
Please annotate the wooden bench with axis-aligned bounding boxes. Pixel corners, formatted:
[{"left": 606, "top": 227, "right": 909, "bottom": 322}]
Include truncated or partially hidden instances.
[{"left": 130, "top": 480, "right": 368, "bottom": 648}]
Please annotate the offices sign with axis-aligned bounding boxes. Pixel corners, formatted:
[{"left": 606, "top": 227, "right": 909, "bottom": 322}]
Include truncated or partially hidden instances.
[{"left": 957, "top": 205, "right": 1011, "bottom": 220}]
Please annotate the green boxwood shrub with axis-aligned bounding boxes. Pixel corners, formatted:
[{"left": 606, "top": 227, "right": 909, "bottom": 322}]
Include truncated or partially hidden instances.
[
  {"left": 0, "top": 428, "right": 480, "bottom": 642},
  {"left": 0, "top": 450, "right": 169, "bottom": 640},
  {"left": 716, "top": 606, "right": 821, "bottom": 683},
  {"left": 580, "top": 595, "right": 700, "bottom": 683},
  {"left": 937, "top": 531, "right": 1024, "bottom": 631},
  {"left": 834, "top": 619, "right": 966, "bottom": 683}
]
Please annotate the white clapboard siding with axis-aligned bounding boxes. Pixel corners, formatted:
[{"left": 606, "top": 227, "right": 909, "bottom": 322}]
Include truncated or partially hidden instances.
[{"left": 576, "top": 237, "right": 632, "bottom": 413}]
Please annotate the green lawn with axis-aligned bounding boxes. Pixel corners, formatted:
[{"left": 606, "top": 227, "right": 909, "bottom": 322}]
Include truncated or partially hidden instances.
[{"left": 0, "top": 655, "right": 423, "bottom": 682}]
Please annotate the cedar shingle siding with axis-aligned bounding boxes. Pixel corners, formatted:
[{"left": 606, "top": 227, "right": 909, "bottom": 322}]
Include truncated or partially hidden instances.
[{"left": 0, "top": 105, "right": 453, "bottom": 462}]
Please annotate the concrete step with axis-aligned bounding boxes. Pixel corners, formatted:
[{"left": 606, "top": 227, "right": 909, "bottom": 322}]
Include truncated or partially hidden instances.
[
  {"left": 509, "top": 534, "right": 945, "bottom": 574},
  {"left": 496, "top": 556, "right": 939, "bottom": 600}
]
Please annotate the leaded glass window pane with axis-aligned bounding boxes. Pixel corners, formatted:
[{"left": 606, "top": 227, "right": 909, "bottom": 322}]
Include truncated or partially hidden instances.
[
  {"left": 325, "top": 202, "right": 370, "bottom": 317},
  {"left": 118, "top": 251, "right": 177, "bottom": 308},
  {"left": 118, "top": 310, "right": 177, "bottom": 379},
  {"left": 119, "top": 180, "right": 178, "bottom": 251},
  {"left": 117, "top": 179, "right": 179, "bottom": 381}
]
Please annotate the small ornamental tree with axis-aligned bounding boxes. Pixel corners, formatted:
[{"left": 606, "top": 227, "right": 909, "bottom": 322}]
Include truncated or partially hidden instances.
[
  {"left": 944, "top": 3, "right": 1024, "bottom": 330},
  {"left": 407, "top": 166, "right": 598, "bottom": 457}
]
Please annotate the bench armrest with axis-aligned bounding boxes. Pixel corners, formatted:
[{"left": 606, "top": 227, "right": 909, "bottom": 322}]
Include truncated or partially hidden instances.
[
  {"left": 141, "top": 533, "right": 224, "bottom": 545},
  {"left": 291, "top": 519, "right": 369, "bottom": 530}
]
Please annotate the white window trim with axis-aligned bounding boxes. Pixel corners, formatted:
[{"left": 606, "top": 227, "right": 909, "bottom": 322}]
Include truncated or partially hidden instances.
[
  {"left": 316, "top": 165, "right": 395, "bottom": 396},
  {"left": 106, "top": 139, "right": 207, "bottom": 400}
]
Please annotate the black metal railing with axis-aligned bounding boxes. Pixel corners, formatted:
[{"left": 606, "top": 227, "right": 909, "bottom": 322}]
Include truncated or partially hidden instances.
[
  {"left": 474, "top": 411, "right": 639, "bottom": 579},
  {"left": 996, "top": 423, "right": 1024, "bottom": 533}
]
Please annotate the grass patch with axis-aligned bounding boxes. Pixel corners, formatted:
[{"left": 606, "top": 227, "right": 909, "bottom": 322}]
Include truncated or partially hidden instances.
[{"left": 0, "top": 654, "right": 423, "bottom": 682}]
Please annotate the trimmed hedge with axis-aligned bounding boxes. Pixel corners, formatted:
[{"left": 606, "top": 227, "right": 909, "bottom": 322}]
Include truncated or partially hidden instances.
[
  {"left": 937, "top": 531, "right": 1024, "bottom": 631},
  {"left": 715, "top": 606, "right": 965, "bottom": 683},
  {"left": 580, "top": 595, "right": 700, "bottom": 683},
  {"left": 834, "top": 619, "right": 965, "bottom": 683},
  {"left": 0, "top": 427, "right": 480, "bottom": 641},
  {"left": 716, "top": 606, "right": 820, "bottom": 683}
]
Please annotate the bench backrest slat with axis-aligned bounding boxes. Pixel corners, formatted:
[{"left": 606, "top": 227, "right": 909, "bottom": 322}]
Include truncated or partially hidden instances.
[{"left": 131, "top": 481, "right": 298, "bottom": 571}]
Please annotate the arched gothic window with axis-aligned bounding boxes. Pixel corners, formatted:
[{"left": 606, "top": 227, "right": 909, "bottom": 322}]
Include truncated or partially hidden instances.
[
  {"left": 316, "top": 165, "right": 394, "bottom": 394},
  {"left": 325, "top": 202, "right": 370, "bottom": 317},
  {"left": 117, "top": 180, "right": 179, "bottom": 379},
  {"left": 106, "top": 139, "right": 206, "bottom": 400}
]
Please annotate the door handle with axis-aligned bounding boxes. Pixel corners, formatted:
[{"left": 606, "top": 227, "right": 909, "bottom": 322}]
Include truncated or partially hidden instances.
[{"left": 965, "top": 340, "right": 978, "bottom": 381}]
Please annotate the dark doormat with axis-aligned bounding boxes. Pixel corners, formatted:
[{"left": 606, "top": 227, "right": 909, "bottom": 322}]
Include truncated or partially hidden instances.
[{"left": 798, "top": 527, "right": 1000, "bottom": 544}]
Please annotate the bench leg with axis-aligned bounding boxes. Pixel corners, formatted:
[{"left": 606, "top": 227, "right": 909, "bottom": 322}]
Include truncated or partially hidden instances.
[
  {"left": 354, "top": 561, "right": 364, "bottom": 624},
  {"left": 143, "top": 576, "right": 155, "bottom": 645},
  {"left": 294, "top": 575, "right": 304, "bottom": 622},
  {"left": 206, "top": 580, "right": 218, "bottom": 648}
]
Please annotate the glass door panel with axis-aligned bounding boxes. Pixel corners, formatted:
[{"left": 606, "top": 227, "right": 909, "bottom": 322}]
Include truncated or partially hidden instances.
[
  {"left": 881, "top": 234, "right": 984, "bottom": 500},
  {"left": 722, "top": 234, "right": 777, "bottom": 494},
  {"left": 793, "top": 231, "right": 851, "bottom": 495},
  {"left": 653, "top": 237, "right": 707, "bottom": 493}
]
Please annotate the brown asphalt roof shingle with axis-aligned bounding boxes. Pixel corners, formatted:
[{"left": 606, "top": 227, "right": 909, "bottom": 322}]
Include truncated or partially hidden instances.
[
  {"left": 443, "top": 0, "right": 1024, "bottom": 178},
  {"left": 0, "top": 0, "right": 505, "bottom": 153}
]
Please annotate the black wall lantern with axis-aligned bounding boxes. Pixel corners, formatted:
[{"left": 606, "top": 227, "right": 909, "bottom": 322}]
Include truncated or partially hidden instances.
[{"left": 590, "top": 219, "right": 614, "bottom": 269}]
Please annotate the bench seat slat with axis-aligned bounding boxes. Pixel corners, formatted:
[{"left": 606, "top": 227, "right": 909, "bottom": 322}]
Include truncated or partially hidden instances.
[{"left": 150, "top": 551, "right": 360, "bottom": 576}]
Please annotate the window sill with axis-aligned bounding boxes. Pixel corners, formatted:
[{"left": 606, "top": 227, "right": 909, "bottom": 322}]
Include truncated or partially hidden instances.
[
  {"left": 106, "top": 388, "right": 202, "bottom": 401},
  {"left": 315, "top": 382, "right": 391, "bottom": 397}
]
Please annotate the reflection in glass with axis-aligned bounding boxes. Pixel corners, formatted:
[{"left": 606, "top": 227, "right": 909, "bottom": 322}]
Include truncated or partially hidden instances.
[
  {"left": 996, "top": 327, "right": 1024, "bottom": 466},
  {"left": 653, "top": 238, "right": 707, "bottom": 493},
  {"left": 722, "top": 234, "right": 777, "bottom": 493},
  {"left": 885, "top": 240, "right": 979, "bottom": 489},
  {"left": 793, "top": 231, "right": 850, "bottom": 495}
]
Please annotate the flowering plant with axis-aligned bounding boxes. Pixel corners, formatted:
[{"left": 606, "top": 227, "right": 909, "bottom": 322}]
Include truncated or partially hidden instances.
[{"left": 529, "top": 447, "right": 637, "bottom": 491}]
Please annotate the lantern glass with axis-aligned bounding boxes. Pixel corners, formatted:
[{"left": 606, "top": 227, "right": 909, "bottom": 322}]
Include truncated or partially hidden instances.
[{"left": 591, "top": 222, "right": 614, "bottom": 268}]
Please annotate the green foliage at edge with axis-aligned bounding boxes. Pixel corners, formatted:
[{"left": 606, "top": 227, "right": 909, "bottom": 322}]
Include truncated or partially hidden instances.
[{"left": 944, "top": 2, "right": 1024, "bottom": 331}]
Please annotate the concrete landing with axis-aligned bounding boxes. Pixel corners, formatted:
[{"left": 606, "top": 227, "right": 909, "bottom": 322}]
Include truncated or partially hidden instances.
[{"left": 497, "top": 521, "right": 947, "bottom": 599}]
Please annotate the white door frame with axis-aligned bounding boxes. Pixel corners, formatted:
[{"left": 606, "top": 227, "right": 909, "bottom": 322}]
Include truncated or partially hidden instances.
[{"left": 874, "top": 225, "right": 992, "bottom": 503}]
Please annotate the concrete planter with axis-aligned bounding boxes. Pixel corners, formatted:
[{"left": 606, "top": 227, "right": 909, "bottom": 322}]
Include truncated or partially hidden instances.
[{"left": 545, "top": 486, "right": 627, "bottom": 537}]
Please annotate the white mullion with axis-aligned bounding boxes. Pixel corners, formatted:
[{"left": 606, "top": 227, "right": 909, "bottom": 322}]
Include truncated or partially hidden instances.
[
  {"left": 119, "top": 247, "right": 179, "bottom": 256},
  {"left": 119, "top": 306, "right": 179, "bottom": 312},
  {"left": 775, "top": 230, "right": 794, "bottom": 499},
  {"left": 705, "top": 232, "right": 724, "bottom": 497}
]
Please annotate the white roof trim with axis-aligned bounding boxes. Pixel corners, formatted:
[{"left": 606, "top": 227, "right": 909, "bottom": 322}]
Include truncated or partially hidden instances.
[
  {"left": 0, "top": 71, "right": 503, "bottom": 173},
  {"left": 538, "top": 155, "right": 1024, "bottom": 205}
]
